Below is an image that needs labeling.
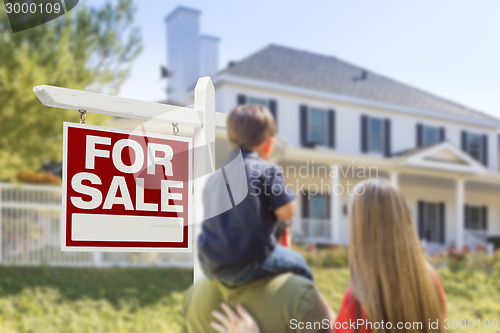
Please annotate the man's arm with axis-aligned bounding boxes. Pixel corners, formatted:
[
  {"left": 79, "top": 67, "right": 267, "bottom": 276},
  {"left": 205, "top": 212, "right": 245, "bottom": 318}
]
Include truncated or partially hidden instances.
[{"left": 294, "top": 284, "right": 336, "bottom": 333}]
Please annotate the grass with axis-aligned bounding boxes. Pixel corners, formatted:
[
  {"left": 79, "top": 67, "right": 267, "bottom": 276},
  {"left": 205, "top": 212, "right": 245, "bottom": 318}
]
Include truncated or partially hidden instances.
[
  {"left": 0, "top": 266, "right": 498, "bottom": 332},
  {"left": 0, "top": 267, "right": 192, "bottom": 333}
]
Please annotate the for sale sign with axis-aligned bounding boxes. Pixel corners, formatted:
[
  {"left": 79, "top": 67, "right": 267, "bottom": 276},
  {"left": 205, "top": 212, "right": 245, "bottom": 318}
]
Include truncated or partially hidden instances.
[{"left": 62, "top": 123, "right": 192, "bottom": 252}]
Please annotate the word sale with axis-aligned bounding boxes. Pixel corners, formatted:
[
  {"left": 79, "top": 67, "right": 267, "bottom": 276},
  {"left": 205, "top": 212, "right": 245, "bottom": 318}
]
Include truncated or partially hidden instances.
[{"left": 70, "top": 135, "right": 183, "bottom": 212}]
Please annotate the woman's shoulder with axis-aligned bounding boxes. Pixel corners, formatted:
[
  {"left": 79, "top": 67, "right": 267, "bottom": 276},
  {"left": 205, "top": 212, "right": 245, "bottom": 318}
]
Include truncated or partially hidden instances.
[
  {"left": 426, "top": 262, "right": 447, "bottom": 314},
  {"left": 426, "top": 263, "right": 444, "bottom": 289}
]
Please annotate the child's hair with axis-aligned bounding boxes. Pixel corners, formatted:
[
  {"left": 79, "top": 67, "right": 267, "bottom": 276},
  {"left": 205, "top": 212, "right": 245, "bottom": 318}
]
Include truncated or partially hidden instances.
[{"left": 227, "top": 104, "right": 277, "bottom": 149}]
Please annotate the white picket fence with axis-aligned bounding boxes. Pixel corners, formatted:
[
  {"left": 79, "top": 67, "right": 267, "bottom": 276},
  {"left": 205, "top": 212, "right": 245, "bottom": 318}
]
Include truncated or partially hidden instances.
[{"left": 0, "top": 183, "right": 193, "bottom": 267}]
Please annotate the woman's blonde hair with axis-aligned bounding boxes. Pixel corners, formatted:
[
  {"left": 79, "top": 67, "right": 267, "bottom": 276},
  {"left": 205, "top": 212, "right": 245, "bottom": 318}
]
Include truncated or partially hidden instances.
[{"left": 349, "top": 179, "right": 445, "bottom": 333}]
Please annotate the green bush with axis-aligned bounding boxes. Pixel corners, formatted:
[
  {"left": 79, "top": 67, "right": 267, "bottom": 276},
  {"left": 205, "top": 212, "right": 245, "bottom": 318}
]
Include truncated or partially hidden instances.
[
  {"left": 293, "top": 244, "right": 349, "bottom": 268},
  {"left": 295, "top": 243, "right": 499, "bottom": 274}
]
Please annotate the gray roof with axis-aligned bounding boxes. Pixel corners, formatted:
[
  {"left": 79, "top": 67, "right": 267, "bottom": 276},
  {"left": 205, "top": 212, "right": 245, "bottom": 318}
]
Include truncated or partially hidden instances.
[{"left": 219, "top": 44, "right": 499, "bottom": 123}]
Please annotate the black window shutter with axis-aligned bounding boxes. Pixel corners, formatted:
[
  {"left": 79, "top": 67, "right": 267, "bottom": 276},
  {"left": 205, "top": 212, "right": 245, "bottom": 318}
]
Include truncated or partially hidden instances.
[
  {"left": 461, "top": 131, "right": 468, "bottom": 151},
  {"left": 439, "top": 127, "right": 446, "bottom": 142},
  {"left": 300, "top": 105, "right": 309, "bottom": 147},
  {"left": 418, "top": 201, "right": 425, "bottom": 239},
  {"left": 384, "top": 119, "right": 391, "bottom": 157},
  {"left": 482, "top": 134, "right": 488, "bottom": 166},
  {"left": 416, "top": 123, "right": 423, "bottom": 147},
  {"left": 439, "top": 202, "right": 445, "bottom": 244},
  {"left": 324, "top": 194, "right": 331, "bottom": 219},
  {"left": 301, "top": 193, "right": 309, "bottom": 218},
  {"left": 328, "top": 109, "right": 335, "bottom": 148},
  {"left": 268, "top": 99, "right": 277, "bottom": 123},
  {"left": 464, "top": 205, "right": 470, "bottom": 229},
  {"left": 482, "top": 206, "right": 488, "bottom": 230},
  {"left": 237, "top": 94, "right": 247, "bottom": 105},
  {"left": 361, "top": 115, "right": 368, "bottom": 153}
]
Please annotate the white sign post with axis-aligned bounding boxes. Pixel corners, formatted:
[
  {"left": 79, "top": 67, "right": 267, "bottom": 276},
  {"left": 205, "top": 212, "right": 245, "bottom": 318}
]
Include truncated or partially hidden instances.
[{"left": 34, "top": 77, "right": 221, "bottom": 279}]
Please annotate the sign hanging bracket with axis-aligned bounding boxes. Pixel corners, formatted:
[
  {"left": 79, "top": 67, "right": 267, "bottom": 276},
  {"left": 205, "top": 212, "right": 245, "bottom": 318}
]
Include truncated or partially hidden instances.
[
  {"left": 78, "top": 109, "right": 87, "bottom": 124},
  {"left": 172, "top": 122, "right": 179, "bottom": 136}
]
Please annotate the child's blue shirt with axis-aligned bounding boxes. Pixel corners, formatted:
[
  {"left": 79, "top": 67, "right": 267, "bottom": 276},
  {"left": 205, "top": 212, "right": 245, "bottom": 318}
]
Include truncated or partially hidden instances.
[{"left": 198, "top": 148, "right": 296, "bottom": 276}]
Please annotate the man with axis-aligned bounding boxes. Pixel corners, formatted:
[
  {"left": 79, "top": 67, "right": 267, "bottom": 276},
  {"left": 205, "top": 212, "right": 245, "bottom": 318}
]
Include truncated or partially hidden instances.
[{"left": 181, "top": 272, "right": 333, "bottom": 333}]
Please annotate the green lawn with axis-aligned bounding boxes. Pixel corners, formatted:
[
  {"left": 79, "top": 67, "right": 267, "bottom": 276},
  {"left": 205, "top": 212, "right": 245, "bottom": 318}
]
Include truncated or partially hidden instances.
[{"left": 0, "top": 266, "right": 498, "bottom": 332}]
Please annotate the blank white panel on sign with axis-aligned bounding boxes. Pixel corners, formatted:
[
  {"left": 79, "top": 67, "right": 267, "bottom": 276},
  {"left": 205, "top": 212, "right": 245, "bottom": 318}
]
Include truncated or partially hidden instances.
[{"left": 72, "top": 214, "right": 184, "bottom": 242}]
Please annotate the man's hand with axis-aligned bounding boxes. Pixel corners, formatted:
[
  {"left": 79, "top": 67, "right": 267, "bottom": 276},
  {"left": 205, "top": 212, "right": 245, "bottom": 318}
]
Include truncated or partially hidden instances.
[{"left": 211, "top": 303, "right": 260, "bottom": 333}]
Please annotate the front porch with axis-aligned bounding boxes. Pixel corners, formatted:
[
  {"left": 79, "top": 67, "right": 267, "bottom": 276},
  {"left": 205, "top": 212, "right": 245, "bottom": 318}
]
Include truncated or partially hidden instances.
[{"left": 280, "top": 142, "right": 500, "bottom": 253}]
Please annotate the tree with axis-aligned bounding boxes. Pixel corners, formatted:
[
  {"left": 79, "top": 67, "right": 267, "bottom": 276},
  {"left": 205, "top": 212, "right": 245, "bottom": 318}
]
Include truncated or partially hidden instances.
[{"left": 0, "top": 0, "right": 142, "bottom": 180}]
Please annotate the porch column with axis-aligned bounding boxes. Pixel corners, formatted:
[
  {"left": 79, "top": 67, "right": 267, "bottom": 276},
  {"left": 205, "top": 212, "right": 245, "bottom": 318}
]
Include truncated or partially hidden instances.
[
  {"left": 390, "top": 171, "right": 398, "bottom": 187},
  {"left": 456, "top": 179, "right": 465, "bottom": 249},
  {"left": 330, "top": 166, "right": 342, "bottom": 244}
]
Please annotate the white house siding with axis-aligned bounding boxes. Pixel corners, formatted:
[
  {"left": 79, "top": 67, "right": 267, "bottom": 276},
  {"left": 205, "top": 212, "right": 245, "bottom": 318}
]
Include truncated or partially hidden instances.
[{"left": 215, "top": 82, "right": 499, "bottom": 172}]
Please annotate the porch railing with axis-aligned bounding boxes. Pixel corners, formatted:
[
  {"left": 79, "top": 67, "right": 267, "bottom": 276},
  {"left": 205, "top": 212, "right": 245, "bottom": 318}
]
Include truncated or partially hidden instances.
[
  {"left": 295, "top": 218, "right": 332, "bottom": 244},
  {"left": 0, "top": 183, "right": 193, "bottom": 267},
  {"left": 464, "top": 229, "right": 494, "bottom": 254}
]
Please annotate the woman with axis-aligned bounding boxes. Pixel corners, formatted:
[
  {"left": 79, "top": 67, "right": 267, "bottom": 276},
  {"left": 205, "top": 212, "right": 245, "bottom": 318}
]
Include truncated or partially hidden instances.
[{"left": 211, "top": 179, "right": 446, "bottom": 333}]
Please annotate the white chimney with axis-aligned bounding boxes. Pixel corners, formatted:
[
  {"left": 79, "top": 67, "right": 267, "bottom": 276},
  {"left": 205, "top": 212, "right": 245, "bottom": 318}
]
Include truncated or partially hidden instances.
[
  {"left": 199, "top": 35, "right": 220, "bottom": 78},
  {"left": 165, "top": 7, "right": 201, "bottom": 104}
]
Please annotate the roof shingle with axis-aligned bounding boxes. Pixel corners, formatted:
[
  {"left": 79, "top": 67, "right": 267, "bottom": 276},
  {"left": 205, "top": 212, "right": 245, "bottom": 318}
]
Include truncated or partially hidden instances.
[{"left": 219, "top": 44, "right": 499, "bottom": 123}]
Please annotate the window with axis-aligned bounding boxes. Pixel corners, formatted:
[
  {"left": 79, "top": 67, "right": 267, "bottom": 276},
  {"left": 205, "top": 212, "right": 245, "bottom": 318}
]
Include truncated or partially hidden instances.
[
  {"left": 307, "top": 108, "right": 328, "bottom": 145},
  {"left": 301, "top": 194, "right": 330, "bottom": 239},
  {"left": 418, "top": 201, "right": 444, "bottom": 244},
  {"left": 467, "top": 207, "right": 482, "bottom": 230},
  {"left": 301, "top": 105, "right": 335, "bottom": 148},
  {"left": 368, "top": 117, "right": 384, "bottom": 153},
  {"left": 422, "top": 126, "right": 440, "bottom": 145},
  {"left": 361, "top": 116, "right": 390, "bottom": 155},
  {"left": 243, "top": 96, "right": 277, "bottom": 121},
  {"left": 465, "top": 206, "right": 486, "bottom": 230},
  {"left": 309, "top": 194, "right": 328, "bottom": 219},
  {"left": 247, "top": 97, "right": 268, "bottom": 107},
  {"left": 423, "top": 203, "right": 440, "bottom": 243},
  {"left": 465, "top": 133, "right": 482, "bottom": 161}
]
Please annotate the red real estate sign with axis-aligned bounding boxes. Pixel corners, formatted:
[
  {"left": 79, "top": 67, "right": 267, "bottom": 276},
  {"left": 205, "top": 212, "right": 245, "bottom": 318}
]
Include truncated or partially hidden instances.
[{"left": 62, "top": 123, "right": 192, "bottom": 252}]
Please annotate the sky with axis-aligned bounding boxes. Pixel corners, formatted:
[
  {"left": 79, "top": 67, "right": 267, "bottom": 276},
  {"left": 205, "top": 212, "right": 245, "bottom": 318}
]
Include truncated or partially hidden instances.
[{"left": 87, "top": 0, "right": 500, "bottom": 119}]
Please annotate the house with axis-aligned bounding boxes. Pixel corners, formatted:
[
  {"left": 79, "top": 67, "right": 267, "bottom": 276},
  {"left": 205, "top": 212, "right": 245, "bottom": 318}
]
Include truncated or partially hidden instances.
[{"left": 162, "top": 7, "right": 500, "bottom": 252}]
